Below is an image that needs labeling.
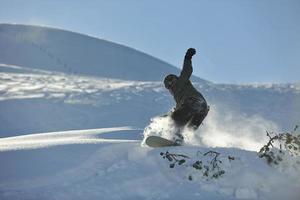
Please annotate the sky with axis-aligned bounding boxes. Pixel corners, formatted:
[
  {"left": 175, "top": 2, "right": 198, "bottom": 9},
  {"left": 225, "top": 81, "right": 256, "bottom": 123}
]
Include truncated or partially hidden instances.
[{"left": 0, "top": 0, "right": 299, "bottom": 84}]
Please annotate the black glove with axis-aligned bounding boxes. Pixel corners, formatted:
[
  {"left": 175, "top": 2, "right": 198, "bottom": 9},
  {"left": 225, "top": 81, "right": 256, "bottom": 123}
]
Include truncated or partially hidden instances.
[{"left": 185, "top": 48, "right": 196, "bottom": 59}]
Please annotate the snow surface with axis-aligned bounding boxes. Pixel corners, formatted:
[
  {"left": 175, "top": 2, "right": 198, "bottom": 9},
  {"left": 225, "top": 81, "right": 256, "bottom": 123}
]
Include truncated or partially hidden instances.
[
  {"left": 0, "top": 128, "right": 299, "bottom": 200},
  {"left": 0, "top": 24, "right": 300, "bottom": 199}
]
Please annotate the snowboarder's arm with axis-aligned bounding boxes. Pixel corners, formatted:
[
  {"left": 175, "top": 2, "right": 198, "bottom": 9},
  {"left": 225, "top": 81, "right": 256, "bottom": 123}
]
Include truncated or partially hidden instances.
[{"left": 179, "top": 48, "right": 196, "bottom": 82}]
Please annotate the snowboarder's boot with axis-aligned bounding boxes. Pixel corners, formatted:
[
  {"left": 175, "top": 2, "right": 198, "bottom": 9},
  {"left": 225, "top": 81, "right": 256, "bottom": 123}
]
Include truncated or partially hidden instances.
[{"left": 173, "top": 128, "right": 184, "bottom": 145}]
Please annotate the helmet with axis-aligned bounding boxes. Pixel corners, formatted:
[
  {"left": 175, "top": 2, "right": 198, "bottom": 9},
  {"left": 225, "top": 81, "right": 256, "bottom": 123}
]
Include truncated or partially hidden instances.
[{"left": 164, "top": 74, "right": 178, "bottom": 89}]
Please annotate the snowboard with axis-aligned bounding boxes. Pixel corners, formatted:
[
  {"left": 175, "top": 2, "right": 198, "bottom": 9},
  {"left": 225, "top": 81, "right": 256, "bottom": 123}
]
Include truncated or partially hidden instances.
[{"left": 145, "top": 135, "right": 181, "bottom": 147}]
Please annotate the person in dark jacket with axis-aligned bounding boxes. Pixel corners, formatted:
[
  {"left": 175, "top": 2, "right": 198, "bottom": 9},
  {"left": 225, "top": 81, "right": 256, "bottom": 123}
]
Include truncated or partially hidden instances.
[{"left": 164, "top": 48, "right": 209, "bottom": 138}]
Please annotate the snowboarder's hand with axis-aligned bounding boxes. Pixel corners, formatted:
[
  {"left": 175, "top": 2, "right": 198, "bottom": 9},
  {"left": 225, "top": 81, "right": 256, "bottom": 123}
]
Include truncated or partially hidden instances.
[{"left": 185, "top": 48, "right": 196, "bottom": 59}]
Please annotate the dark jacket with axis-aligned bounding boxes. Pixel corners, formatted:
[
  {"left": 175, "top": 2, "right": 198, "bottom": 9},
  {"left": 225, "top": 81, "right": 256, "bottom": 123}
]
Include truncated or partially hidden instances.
[{"left": 169, "top": 55, "right": 206, "bottom": 110}]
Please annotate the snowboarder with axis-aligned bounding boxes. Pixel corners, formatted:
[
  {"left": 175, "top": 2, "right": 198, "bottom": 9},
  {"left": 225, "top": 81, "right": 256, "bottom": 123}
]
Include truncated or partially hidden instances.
[{"left": 163, "top": 48, "right": 209, "bottom": 143}]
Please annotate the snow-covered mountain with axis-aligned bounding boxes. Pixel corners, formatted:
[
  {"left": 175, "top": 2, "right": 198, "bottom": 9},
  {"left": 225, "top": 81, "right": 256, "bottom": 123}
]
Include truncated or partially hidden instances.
[
  {"left": 0, "top": 24, "right": 299, "bottom": 137},
  {"left": 0, "top": 23, "right": 206, "bottom": 82},
  {"left": 0, "top": 24, "right": 299, "bottom": 200}
]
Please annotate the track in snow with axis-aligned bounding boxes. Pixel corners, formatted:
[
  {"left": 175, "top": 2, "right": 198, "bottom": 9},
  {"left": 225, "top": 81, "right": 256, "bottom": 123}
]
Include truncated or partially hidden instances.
[{"left": 0, "top": 127, "right": 141, "bottom": 151}]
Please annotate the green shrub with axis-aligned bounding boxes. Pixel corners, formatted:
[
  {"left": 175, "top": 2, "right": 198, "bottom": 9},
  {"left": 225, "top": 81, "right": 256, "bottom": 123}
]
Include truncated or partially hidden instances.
[{"left": 258, "top": 125, "right": 300, "bottom": 165}]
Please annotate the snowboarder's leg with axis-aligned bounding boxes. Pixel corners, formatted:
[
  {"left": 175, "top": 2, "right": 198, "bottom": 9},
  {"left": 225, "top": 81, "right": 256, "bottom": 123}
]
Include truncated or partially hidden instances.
[
  {"left": 171, "top": 105, "right": 193, "bottom": 144},
  {"left": 170, "top": 97, "right": 209, "bottom": 142},
  {"left": 171, "top": 105, "right": 194, "bottom": 127},
  {"left": 188, "top": 104, "right": 209, "bottom": 130}
]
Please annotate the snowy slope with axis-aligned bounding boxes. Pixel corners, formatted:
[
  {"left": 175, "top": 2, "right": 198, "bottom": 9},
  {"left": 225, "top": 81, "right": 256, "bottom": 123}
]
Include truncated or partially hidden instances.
[
  {"left": 1, "top": 63, "right": 298, "bottom": 150},
  {"left": 1, "top": 24, "right": 299, "bottom": 136},
  {"left": 0, "top": 128, "right": 299, "bottom": 200},
  {"left": 0, "top": 24, "right": 299, "bottom": 137},
  {"left": 0, "top": 24, "right": 300, "bottom": 200}
]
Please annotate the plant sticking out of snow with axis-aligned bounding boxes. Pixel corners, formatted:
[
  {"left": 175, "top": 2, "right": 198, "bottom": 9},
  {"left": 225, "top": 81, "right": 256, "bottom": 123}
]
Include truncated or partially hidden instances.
[
  {"left": 202, "top": 151, "right": 226, "bottom": 179},
  {"left": 258, "top": 125, "right": 300, "bottom": 166},
  {"left": 160, "top": 150, "right": 232, "bottom": 181},
  {"left": 160, "top": 151, "right": 190, "bottom": 169}
]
